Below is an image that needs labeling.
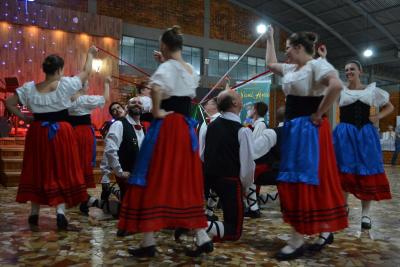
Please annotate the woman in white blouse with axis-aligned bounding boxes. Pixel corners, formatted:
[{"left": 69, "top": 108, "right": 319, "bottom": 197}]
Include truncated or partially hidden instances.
[
  {"left": 5, "top": 46, "right": 98, "bottom": 231},
  {"left": 266, "top": 27, "right": 348, "bottom": 260},
  {"left": 68, "top": 77, "right": 110, "bottom": 214},
  {"left": 117, "top": 26, "right": 213, "bottom": 258},
  {"left": 332, "top": 59, "right": 393, "bottom": 230}
]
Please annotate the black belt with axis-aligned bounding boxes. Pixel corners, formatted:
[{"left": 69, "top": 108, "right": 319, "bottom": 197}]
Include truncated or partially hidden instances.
[
  {"left": 33, "top": 109, "right": 69, "bottom": 122},
  {"left": 161, "top": 96, "right": 191, "bottom": 116},
  {"left": 68, "top": 114, "right": 92, "bottom": 126},
  {"left": 340, "top": 100, "right": 371, "bottom": 129},
  {"left": 285, "top": 95, "right": 323, "bottom": 120}
]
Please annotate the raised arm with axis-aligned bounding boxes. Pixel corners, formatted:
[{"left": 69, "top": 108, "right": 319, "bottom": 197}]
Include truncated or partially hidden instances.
[
  {"left": 103, "top": 77, "right": 111, "bottom": 102},
  {"left": 265, "top": 26, "right": 284, "bottom": 76},
  {"left": 77, "top": 45, "right": 98, "bottom": 84}
]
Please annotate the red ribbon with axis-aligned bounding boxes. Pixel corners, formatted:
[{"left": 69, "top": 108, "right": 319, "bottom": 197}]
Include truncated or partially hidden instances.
[{"left": 97, "top": 46, "right": 151, "bottom": 77}]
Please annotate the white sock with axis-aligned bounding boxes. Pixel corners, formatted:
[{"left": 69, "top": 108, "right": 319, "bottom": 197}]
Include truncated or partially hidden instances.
[
  {"left": 195, "top": 229, "right": 211, "bottom": 246},
  {"left": 87, "top": 196, "right": 98, "bottom": 207},
  {"left": 258, "top": 191, "right": 279, "bottom": 205},
  {"left": 206, "top": 220, "right": 224, "bottom": 239},
  {"left": 56, "top": 203, "right": 65, "bottom": 215},
  {"left": 315, "top": 232, "right": 331, "bottom": 245},
  {"left": 361, "top": 200, "right": 372, "bottom": 223},
  {"left": 246, "top": 184, "right": 259, "bottom": 211},
  {"left": 141, "top": 232, "right": 156, "bottom": 247},
  {"left": 206, "top": 190, "right": 219, "bottom": 216},
  {"left": 31, "top": 202, "right": 40, "bottom": 216},
  {"left": 281, "top": 230, "right": 304, "bottom": 254}
]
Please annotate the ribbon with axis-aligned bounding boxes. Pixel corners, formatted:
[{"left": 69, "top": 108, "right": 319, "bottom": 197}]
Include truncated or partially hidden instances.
[
  {"left": 184, "top": 117, "right": 199, "bottom": 152},
  {"left": 128, "top": 119, "right": 164, "bottom": 186},
  {"left": 128, "top": 116, "right": 199, "bottom": 187},
  {"left": 41, "top": 121, "right": 60, "bottom": 140},
  {"left": 90, "top": 126, "right": 97, "bottom": 167}
]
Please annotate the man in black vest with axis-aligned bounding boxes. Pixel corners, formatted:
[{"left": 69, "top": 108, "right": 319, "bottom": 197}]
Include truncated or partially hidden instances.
[
  {"left": 203, "top": 89, "right": 255, "bottom": 241},
  {"left": 103, "top": 97, "right": 145, "bottom": 235}
]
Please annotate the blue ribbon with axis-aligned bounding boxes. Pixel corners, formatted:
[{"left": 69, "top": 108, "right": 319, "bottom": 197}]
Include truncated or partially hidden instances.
[
  {"left": 90, "top": 126, "right": 97, "bottom": 167},
  {"left": 128, "top": 116, "right": 198, "bottom": 187},
  {"left": 128, "top": 119, "right": 164, "bottom": 186},
  {"left": 184, "top": 116, "right": 199, "bottom": 152},
  {"left": 41, "top": 121, "right": 60, "bottom": 140}
]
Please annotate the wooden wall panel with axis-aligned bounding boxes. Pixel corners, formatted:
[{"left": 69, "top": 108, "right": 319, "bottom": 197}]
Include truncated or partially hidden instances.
[
  {"left": 380, "top": 90, "right": 399, "bottom": 131},
  {"left": 210, "top": 0, "right": 266, "bottom": 48},
  {"left": 33, "top": 0, "right": 88, "bottom": 12},
  {"left": 269, "top": 86, "right": 286, "bottom": 127},
  {"left": 97, "top": 0, "right": 204, "bottom": 36},
  {"left": 0, "top": 22, "right": 120, "bottom": 128},
  {"left": 0, "top": 1, "right": 122, "bottom": 39}
]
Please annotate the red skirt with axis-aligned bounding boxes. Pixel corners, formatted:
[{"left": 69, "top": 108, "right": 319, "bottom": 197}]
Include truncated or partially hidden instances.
[
  {"left": 340, "top": 172, "right": 391, "bottom": 201},
  {"left": 16, "top": 121, "right": 88, "bottom": 206},
  {"left": 278, "top": 118, "right": 348, "bottom": 235},
  {"left": 73, "top": 125, "right": 96, "bottom": 188},
  {"left": 118, "top": 113, "right": 207, "bottom": 233}
]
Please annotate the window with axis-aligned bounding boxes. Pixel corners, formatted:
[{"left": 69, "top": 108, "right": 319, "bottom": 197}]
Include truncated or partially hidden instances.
[
  {"left": 121, "top": 36, "right": 202, "bottom": 74},
  {"left": 208, "top": 50, "right": 266, "bottom": 80},
  {"left": 121, "top": 36, "right": 158, "bottom": 71},
  {"left": 182, "top": 46, "right": 202, "bottom": 74}
]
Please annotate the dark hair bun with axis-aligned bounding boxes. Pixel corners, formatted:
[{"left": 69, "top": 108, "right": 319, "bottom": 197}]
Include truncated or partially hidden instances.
[
  {"left": 161, "top": 25, "right": 183, "bottom": 52},
  {"left": 42, "top": 54, "right": 64, "bottom": 75},
  {"left": 288, "top": 31, "right": 319, "bottom": 55},
  {"left": 171, "top": 25, "right": 182, "bottom": 35},
  {"left": 305, "top": 32, "right": 318, "bottom": 44}
]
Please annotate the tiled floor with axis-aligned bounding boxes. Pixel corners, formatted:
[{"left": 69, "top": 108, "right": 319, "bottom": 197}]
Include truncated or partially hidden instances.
[{"left": 0, "top": 166, "right": 399, "bottom": 266}]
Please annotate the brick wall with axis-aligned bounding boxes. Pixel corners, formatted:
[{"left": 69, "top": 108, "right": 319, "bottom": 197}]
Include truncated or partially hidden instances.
[
  {"left": 210, "top": 0, "right": 266, "bottom": 48},
  {"left": 97, "top": 0, "right": 204, "bottom": 36}
]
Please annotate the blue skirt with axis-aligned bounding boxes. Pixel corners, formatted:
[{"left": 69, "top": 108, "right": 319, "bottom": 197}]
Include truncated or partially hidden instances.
[
  {"left": 277, "top": 116, "right": 320, "bottom": 185},
  {"left": 333, "top": 123, "right": 384, "bottom": 175}
]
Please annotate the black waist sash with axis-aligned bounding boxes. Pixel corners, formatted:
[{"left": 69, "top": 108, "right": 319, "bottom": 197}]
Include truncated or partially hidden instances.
[
  {"left": 68, "top": 114, "right": 92, "bottom": 126},
  {"left": 33, "top": 109, "right": 69, "bottom": 122},
  {"left": 340, "top": 100, "right": 371, "bottom": 129},
  {"left": 285, "top": 95, "right": 323, "bottom": 120},
  {"left": 161, "top": 96, "right": 191, "bottom": 116}
]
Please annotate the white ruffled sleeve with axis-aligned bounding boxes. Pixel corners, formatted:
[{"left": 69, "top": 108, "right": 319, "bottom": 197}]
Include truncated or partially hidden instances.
[
  {"left": 150, "top": 62, "right": 174, "bottom": 94},
  {"left": 16, "top": 82, "right": 33, "bottom": 106},
  {"left": 373, "top": 87, "right": 390, "bottom": 107},
  {"left": 77, "top": 95, "right": 105, "bottom": 110},
  {"left": 311, "top": 58, "right": 338, "bottom": 83},
  {"left": 58, "top": 76, "right": 82, "bottom": 97},
  {"left": 281, "top": 64, "right": 297, "bottom": 76}
]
